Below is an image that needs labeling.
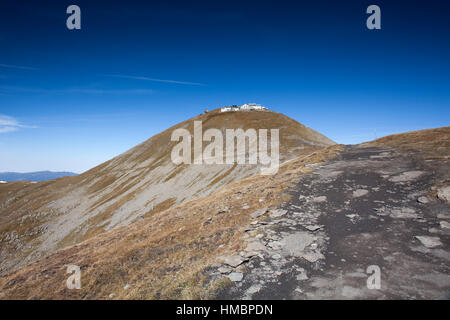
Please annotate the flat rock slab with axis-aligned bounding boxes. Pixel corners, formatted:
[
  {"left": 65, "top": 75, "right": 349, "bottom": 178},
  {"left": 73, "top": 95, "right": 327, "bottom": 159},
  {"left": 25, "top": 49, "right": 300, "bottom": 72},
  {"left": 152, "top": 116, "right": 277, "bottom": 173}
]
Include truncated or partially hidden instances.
[
  {"left": 227, "top": 272, "right": 244, "bottom": 282},
  {"left": 415, "top": 236, "right": 443, "bottom": 248},
  {"left": 296, "top": 270, "right": 309, "bottom": 281},
  {"left": 390, "top": 208, "right": 419, "bottom": 219},
  {"left": 437, "top": 186, "right": 450, "bottom": 203},
  {"left": 222, "top": 255, "right": 248, "bottom": 267},
  {"left": 301, "top": 251, "right": 325, "bottom": 263},
  {"left": 417, "top": 196, "right": 430, "bottom": 204},
  {"left": 282, "top": 232, "right": 315, "bottom": 257},
  {"left": 311, "top": 196, "right": 327, "bottom": 203},
  {"left": 440, "top": 221, "right": 450, "bottom": 229},
  {"left": 270, "top": 209, "right": 287, "bottom": 218},
  {"left": 353, "top": 189, "right": 369, "bottom": 198},
  {"left": 251, "top": 207, "right": 268, "bottom": 219},
  {"left": 389, "top": 171, "right": 424, "bottom": 182},
  {"left": 218, "top": 266, "right": 233, "bottom": 274},
  {"left": 245, "top": 241, "right": 266, "bottom": 252}
]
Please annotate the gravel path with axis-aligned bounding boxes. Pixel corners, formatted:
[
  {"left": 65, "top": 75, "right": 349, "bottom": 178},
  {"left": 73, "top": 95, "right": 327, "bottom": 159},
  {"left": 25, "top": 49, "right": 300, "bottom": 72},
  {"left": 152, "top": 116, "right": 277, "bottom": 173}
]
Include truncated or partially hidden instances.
[{"left": 214, "top": 146, "right": 450, "bottom": 299}]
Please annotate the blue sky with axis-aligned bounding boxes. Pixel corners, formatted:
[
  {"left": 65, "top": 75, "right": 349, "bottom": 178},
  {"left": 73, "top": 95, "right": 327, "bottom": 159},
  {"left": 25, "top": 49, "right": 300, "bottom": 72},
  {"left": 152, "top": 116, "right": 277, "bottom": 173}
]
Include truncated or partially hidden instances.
[{"left": 1, "top": 0, "right": 449, "bottom": 173}]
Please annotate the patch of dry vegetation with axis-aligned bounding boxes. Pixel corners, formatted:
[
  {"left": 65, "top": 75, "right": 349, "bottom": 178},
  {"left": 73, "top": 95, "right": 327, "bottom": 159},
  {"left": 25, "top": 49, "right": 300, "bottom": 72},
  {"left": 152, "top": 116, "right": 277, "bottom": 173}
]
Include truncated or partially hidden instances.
[
  {"left": 364, "top": 126, "right": 450, "bottom": 157},
  {"left": 364, "top": 126, "right": 450, "bottom": 198},
  {"left": 0, "top": 145, "right": 344, "bottom": 300}
]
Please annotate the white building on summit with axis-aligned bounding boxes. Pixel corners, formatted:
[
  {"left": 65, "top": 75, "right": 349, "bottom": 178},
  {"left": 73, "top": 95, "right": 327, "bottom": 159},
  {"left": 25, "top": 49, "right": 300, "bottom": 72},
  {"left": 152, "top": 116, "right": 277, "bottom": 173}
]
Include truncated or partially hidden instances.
[{"left": 220, "top": 103, "right": 268, "bottom": 112}]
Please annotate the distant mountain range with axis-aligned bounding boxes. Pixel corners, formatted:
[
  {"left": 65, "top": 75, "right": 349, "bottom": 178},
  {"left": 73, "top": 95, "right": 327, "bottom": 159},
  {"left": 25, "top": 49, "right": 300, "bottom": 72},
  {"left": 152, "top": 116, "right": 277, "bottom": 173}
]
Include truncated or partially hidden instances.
[{"left": 0, "top": 171, "right": 77, "bottom": 182}]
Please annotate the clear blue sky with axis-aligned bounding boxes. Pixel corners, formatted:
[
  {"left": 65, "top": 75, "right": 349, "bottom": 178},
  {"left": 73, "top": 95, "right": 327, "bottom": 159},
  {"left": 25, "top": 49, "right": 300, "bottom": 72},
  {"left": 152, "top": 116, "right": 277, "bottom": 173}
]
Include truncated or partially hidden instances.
[{"left": 1, "top": 0, "right": 449, "bottom": 173}]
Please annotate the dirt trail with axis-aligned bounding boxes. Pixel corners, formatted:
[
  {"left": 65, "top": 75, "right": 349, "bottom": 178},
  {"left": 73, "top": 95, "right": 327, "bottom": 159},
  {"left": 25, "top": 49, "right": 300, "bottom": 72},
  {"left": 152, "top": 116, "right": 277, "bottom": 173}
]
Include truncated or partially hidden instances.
[{"left": 214, "top": 146, "right": 450, "bottom": 299}]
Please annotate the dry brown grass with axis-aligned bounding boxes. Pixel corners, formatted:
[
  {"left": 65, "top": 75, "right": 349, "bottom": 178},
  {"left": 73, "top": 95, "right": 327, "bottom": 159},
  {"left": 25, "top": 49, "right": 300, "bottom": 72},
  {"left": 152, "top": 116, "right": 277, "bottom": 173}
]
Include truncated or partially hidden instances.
[
  {"left": 364, "top": 126, "right": 450, "bottom": 157},
  {"left": 364, "top": 126, "right": 450, "bottom": 199},
  {"left": 0, "top": 144, "right": 343, "bottom": 300}
]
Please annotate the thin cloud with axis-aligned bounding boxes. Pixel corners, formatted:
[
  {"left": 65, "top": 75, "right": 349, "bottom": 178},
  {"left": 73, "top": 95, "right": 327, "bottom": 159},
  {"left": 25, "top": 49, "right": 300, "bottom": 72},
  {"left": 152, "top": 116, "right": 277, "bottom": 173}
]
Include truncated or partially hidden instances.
[
  {"left": 0, "top": 126, "right": 18, "bottom": 133},
  {"left": 0, "top": 115, "right": 36, "bottom": 134},
  {"left": 0, "top": 63, "right": 38, "bottom": 71},
  {"left": 107, "top": 74, "right": 206, "bottom": 86},
  {"left": 0, "top": 86, "right": 154, "bottom": 95},
  {"left": 64, "top": 88, "right": 155, "bottom": 94}
]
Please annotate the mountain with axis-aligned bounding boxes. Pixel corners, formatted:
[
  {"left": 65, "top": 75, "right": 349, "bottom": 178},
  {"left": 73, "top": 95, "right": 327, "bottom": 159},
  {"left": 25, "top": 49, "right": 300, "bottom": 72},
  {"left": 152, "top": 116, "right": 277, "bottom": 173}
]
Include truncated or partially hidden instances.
[
  {"left": 0, "top": 171, "right": 77, "bottom": 182},
  {"left": 0, "top": 108, "right": 335, "bottom": 274},
  {"left": 0, "top": 126, "right": 447, "bottom": 300}
]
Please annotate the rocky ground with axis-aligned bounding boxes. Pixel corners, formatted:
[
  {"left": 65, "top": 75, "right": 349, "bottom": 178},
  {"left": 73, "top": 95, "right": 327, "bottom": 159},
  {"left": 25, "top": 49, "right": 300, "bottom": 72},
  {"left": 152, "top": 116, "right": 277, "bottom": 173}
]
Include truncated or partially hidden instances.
[{"left": 211, "top": 146, "right": 450, "bottom": 299}]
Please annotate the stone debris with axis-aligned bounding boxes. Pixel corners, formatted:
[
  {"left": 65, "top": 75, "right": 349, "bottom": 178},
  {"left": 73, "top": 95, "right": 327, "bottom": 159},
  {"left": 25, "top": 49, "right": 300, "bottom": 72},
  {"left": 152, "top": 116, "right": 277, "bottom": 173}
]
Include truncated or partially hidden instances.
[
  {"left": 245, "top": 241, "right": 266, "bottom": 252},
  {"left": 301, "top": 251, "right": 325, "bottom": 263},
  {"left": 415, "top": 236, "right": 442, "bottom": 248},
  {"left": 251, "top": 207, "right": 268, "bottom": 219},
  {"left": 218, "top": 266, "right": 233, "bottom": 274},
  {"left": 296, "top": 268, "right": 309, "bottom": 280},
  {"left": 304, "top": 225, "right": 321, "bottom": 232},
  {"left": 242, "top": 251, "right": 259, "bottom": 258},
  {"left": 246, "top": 285, "right": 261, "bottom": 295},
  {"left": 345, "top": 214, "right": 358, "bottom": 222},
  {"left": 390, "top": 208, "right": 419, "bottom": 219},
  {"left": 352, "top": 189, "right": 369, "bottom": 198},
  {"left": 227, "top": 272, "right": 244, "bottom": 282},
  {"left": 437, "top": 186, "right": 450, "bottom": 203},
  {"left": 311, "top": 196, "right": 327, "bottom": 203},
  {"left": 267, "top": 241, "right": 283, "bottom": 250},
  {"left": 223, "top": 255, "right": 248, "bottom": 267},
  {"left": 270, "top": 209, "right": 287, "bottom": 218},
  {"left": 440, "top": 221, "right": 450, "bottom": 229},
  {"left": 123, "top": 284, "right": 130, "bottom": 290},
  {"left": 389, "top": 171, "right": 424, "bottom": 182},
  {"left": 417, "top": 196, "right": 430, "bottom": 204},
  {"left": 282, "top": 232, "right": 315, "bottom": 257}
]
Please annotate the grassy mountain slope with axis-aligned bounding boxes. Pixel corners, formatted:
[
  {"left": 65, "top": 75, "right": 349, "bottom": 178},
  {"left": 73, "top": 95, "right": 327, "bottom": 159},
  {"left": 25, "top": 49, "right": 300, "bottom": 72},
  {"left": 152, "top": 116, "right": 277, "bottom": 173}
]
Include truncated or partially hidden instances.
[{"left": 0, "top": 108, "right": 334, "bottom": 274}]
